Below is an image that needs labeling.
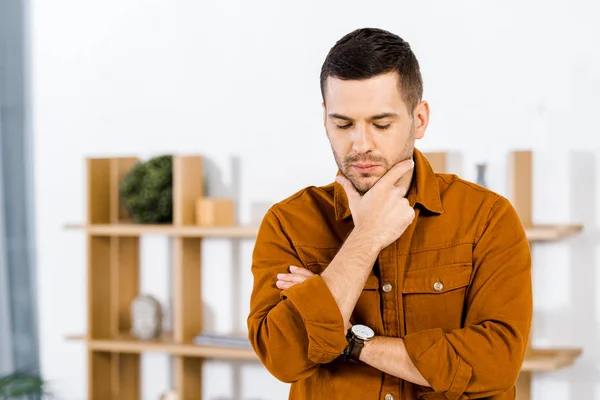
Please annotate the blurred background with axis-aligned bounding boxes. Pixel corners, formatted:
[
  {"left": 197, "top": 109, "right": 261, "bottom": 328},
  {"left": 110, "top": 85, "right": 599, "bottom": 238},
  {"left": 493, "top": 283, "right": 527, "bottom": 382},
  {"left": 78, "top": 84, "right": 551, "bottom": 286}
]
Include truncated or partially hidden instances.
[{"left": 1, "top": 0, "right": 599, "bottom": 399}]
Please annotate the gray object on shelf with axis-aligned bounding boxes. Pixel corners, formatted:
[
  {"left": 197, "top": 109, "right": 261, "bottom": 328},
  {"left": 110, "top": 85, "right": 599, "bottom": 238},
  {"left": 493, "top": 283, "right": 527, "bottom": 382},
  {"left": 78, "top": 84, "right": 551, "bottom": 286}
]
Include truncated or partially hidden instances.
[
  {"left": 476, "top": 163, "right": 488, "bottom": 188},
  {"left": 131, "top": 294, "right": 163, "bottom": 340}
]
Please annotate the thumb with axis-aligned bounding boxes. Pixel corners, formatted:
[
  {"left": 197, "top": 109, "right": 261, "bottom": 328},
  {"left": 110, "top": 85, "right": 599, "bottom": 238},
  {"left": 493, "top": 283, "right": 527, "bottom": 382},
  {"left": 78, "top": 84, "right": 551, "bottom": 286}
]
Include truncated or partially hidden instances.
[{"left": 335, "top": 174, "right": 361, "bottom": 205}]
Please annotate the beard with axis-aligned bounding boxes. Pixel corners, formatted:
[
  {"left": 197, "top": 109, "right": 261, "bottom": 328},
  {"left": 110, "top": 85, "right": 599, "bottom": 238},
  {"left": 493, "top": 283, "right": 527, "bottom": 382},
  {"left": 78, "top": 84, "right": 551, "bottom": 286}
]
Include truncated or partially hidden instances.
[{"left": 331, "top": 124, "right": 416, "bottom": 195}]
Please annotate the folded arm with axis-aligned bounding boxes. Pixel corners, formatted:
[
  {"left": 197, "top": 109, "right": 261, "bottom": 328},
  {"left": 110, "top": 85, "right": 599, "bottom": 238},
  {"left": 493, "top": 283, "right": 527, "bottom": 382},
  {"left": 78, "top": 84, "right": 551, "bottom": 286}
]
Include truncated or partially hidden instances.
[{"left": 247, "top": 208, "right": 378, "bottom": 383}]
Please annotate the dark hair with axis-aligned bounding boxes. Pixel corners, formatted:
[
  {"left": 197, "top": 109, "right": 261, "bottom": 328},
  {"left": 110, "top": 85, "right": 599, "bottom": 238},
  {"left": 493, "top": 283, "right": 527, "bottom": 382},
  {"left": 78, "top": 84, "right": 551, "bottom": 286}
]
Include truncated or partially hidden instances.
[{"left": 320, "top": 28, "right": 423, "bottom": 113}]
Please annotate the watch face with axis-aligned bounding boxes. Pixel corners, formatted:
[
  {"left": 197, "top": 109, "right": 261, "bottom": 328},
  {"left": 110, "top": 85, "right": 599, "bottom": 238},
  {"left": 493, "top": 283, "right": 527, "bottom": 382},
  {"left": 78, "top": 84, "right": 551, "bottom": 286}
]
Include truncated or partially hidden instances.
[{"left": 351, "top": 324, "right": 374, "bottom": 340}]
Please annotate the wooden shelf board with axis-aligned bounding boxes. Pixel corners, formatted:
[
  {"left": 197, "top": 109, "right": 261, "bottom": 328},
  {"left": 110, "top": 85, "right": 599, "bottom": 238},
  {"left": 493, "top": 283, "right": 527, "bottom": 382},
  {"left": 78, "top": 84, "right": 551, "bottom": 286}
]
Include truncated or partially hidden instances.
[
  {"left": 66, "top": 334, "right": 86, "bottom": 341},
  {"left": 525, "top": 225, "right": 583, "bottom": 242},
  {"left": 67, "top": 335, "right": 581, "bottom": 371},
  {"left": 65, "top": 223, "right": 583, "bottom": 242},
  {"left": 67, "top": 334, "right": 258, "bottom": 360},
  {"left": 64, "top": 223, "right": 259, "bottom": 238},
  {"left": 522, "top": 347, "right": 582, "bottom": 371}
]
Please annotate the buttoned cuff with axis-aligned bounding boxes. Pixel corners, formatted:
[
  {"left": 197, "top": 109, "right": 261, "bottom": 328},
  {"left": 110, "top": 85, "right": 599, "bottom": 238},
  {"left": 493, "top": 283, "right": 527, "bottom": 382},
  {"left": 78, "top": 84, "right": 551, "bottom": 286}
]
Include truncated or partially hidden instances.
[
  {"left": 404, "top": 328, "right": 472, "bottom": 399},
  {"left": 281, "top": 275, "right": 348, "bottom": 363}
]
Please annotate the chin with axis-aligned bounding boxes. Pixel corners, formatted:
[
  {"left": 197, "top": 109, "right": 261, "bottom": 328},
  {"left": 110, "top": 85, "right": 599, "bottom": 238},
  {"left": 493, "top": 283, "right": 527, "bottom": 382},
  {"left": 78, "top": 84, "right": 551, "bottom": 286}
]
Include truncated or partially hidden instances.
[{"left": 351, "top": 176, "right": 378, "bottom": 194}]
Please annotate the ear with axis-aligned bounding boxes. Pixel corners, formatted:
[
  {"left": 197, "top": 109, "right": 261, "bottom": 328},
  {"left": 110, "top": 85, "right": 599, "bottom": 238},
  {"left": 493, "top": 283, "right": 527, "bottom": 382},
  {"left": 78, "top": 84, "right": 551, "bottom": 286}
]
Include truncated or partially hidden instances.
[
  {"left": 322, "top": 101, "right": 327, "bottom": 129},
  {"left": 413, "top": 101, "right": 430, "bottom": 140}
]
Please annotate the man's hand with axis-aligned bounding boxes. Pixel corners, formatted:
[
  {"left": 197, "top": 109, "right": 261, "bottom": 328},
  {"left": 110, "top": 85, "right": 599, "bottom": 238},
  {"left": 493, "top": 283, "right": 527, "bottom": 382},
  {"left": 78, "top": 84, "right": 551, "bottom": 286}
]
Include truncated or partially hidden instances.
[
  {"left": 336, "top": 159, "right": 415, "bottom": 253},
  {"left": 276, "top": 266, "right": 315, "bottom": 290}
]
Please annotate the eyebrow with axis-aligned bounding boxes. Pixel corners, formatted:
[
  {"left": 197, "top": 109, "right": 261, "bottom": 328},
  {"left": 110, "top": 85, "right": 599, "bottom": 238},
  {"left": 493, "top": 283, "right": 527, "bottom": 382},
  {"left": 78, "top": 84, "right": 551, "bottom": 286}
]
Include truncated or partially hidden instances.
[{"left": 328, "top": 112, "right": 399, "bottom": 121}]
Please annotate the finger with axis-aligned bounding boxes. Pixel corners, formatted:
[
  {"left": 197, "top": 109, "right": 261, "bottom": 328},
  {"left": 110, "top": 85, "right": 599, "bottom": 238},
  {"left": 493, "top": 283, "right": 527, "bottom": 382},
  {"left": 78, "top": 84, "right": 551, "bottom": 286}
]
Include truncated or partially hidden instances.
[
  {"left": 376, "top": 159, "right": 414, "bottom": 192},
  {"left": 394, "top": 168, "right": 414, "bottom": 198},
  {"left": 335, "top": 174, "right": 361, "bottom": 204},
  {"left": 277, "top": 273, "right": 309, "bottom": 284},
  {"left": 289, "top": 266, "right": 315, "bottom": 277},
  {"left": 276, "top": 280, "right": 296, "bottom": 290}
]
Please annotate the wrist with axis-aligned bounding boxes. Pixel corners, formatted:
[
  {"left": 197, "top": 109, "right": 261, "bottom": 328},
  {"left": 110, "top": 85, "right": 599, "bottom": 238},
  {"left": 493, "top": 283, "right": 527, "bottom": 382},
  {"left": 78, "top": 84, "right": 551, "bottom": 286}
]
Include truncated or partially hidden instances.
[
  {"left": 348, "top": 228, "right": 384, "bottom": 256},
  {"left": 344, "top": 324, "right": 375, "bottom": 362},
  {"left": 358, "top": 335, "right": 374, "bottom": 363}
]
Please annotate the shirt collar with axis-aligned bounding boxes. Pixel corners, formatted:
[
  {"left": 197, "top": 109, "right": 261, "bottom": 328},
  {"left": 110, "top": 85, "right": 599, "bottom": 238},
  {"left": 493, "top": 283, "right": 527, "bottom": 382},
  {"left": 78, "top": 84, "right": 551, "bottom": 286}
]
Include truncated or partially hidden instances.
[{"left": 333, "top": 148, "right": 444, "bottom": 221}]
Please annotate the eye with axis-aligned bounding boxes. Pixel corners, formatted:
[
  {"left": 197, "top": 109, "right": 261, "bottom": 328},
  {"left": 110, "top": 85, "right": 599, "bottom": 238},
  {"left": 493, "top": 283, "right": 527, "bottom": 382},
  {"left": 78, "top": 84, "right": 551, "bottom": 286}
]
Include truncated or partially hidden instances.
[
  {"left": 374, "top": 124, "right": 391, "bottom": 130},
  {"left": 336, "top": 124, "right": 352, "bottom": 130}
]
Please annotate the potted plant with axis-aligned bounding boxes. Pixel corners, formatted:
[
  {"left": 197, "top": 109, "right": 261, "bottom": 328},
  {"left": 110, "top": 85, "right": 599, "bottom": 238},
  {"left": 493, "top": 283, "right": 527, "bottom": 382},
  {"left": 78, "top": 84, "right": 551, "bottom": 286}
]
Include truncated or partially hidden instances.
[
  {"left": 0, "top": 369, "right": 52, "bottom": 399},
  {"left": 119, "top": 155, "right": 173, "bottom": 224}
]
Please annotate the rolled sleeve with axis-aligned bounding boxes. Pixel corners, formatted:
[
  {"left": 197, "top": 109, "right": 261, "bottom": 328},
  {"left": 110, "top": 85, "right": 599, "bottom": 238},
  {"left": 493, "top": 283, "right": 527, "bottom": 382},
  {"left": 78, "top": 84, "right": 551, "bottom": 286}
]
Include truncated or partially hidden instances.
[
  {"left": 404, "top": 328, "right": 472, "bottom": 398},
  {"left": 405, "top": 196, "right": 532, "bottom": 398},
  {"left": 247, "top": 208, "right": 346, "bottom": 383},
  {"left": 282, "top": 275, "right": 348, "bottom": 363}
]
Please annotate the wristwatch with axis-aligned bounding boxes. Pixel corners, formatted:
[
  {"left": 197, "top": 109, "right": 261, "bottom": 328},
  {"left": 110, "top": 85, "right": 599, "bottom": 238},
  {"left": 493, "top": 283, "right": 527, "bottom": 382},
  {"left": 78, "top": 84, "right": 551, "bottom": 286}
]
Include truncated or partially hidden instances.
[{"left": 343, "top": 324, "right": 375, "bottom": 362}]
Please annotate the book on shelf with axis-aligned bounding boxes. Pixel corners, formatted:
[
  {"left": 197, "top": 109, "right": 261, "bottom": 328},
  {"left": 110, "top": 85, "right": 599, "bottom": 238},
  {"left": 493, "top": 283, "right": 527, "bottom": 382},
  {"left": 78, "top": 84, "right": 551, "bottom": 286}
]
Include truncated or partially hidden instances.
[{"left": 193, "top": 333, "right": 252, "bottom": 349}]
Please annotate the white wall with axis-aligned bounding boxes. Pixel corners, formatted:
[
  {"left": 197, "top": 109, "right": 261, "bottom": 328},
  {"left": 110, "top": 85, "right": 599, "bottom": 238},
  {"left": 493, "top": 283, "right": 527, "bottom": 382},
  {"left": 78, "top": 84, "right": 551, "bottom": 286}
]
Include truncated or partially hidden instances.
[{"left": 30, "top": 0, "right": 600, "bottom": 399}]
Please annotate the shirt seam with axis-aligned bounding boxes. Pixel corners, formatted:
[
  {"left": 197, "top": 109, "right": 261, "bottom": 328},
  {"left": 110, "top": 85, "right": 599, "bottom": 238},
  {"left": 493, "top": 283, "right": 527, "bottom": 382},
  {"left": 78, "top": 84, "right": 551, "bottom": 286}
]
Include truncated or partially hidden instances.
[
  {"left": 293, "top": 243, "right": 342, "bottom": 249},
  {"left": 445, "top": 355, "right": 466, "bottom": 396},
  {"left": 277, "top": 187, "right": 314, "bottom": 205},
  {"left": 397, "top": 240, "right": 475, "bottom": 256},
  {"left": 269, "top": 207, "right": 296, "bottom": 247},
  {"left": 308, "top": 344, "right": 343, "bottom": 357},
  {"left": 437, "top": 174, "right": 495, "bottom": 194},
  {"left": 395, "top": 237, "right": 402, "bottom": 337},
  {"left": 474, "top": 196, "right": 503, "bottom": 244}
]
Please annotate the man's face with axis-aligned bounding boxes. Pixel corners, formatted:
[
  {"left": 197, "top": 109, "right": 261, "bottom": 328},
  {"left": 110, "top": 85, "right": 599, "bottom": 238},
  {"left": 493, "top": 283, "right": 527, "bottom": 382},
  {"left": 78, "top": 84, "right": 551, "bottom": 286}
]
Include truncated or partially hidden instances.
[{"left": 323, "top": 72, "right": 428, "bottom": 194}]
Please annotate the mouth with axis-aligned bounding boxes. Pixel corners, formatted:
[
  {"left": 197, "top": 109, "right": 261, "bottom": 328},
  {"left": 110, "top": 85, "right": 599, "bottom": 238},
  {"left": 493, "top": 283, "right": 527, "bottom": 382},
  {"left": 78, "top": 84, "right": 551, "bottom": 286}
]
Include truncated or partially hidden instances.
[{"left": 352, "top": 164, "right": 381, "bottom": 173}]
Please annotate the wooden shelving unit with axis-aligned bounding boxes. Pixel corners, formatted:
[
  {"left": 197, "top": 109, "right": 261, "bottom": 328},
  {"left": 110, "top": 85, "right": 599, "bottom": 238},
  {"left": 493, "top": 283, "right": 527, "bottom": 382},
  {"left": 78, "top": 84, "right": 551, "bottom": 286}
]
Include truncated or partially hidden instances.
[
  {"left": 68, "top": 152, "right": 583, "bottom": 399},
  {"left": 71, "top": 155, "right": 262, "bottom": 400}
]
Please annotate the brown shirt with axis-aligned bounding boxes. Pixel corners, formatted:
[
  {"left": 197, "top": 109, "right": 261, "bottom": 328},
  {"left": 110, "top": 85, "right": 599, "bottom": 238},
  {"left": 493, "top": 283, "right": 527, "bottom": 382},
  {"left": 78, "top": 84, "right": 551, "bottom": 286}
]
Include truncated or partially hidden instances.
[{"left": 247, "top": 149, "right": 532, "bottom": 400}]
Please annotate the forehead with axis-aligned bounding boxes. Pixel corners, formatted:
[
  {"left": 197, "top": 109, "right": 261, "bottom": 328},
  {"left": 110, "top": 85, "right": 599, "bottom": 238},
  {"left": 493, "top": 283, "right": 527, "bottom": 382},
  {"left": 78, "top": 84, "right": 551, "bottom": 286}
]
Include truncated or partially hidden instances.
[{"left": 324, "top": 72, "right": 408, "bottom": 116}]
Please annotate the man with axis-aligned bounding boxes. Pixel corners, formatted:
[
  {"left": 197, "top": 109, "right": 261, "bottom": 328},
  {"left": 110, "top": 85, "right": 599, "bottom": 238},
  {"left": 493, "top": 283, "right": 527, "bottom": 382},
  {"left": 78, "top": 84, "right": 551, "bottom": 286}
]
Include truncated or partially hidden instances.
[{"left": 247, "top": 27, "right": 532, "bottom": 400}]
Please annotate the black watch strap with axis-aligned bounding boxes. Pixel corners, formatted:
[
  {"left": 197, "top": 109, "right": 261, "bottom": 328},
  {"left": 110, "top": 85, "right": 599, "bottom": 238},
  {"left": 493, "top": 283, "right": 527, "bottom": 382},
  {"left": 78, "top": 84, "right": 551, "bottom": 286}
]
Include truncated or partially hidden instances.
[
  {"left": 343, "top": 330, "right": 365, "bottom": 362},
  {"left": 349, "top": 338, "right": 365, "bottom": 361}
]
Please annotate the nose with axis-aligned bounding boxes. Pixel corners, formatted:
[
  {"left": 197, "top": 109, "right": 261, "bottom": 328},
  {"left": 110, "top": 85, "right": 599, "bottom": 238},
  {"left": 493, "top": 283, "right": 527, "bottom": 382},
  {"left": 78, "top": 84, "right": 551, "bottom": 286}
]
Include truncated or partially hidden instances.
[{"left": 351, "top": 125, "right": 375, "bottom": 154}]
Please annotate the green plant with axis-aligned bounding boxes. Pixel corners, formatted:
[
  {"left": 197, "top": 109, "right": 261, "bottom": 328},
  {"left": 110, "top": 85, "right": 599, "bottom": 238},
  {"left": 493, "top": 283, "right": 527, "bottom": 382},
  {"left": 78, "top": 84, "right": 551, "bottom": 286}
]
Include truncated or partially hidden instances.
[
  {"left": 119, "top": 155, "right": 173, "bottom": 224},
  {"left": 0, "top": 370, "right": 51, "bottom": 399}
]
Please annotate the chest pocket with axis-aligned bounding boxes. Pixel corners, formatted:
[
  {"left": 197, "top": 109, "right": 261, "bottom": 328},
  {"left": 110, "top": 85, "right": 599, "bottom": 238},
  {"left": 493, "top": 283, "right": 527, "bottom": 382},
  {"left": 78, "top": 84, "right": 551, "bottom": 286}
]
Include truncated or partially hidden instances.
[{"left": 402, "top": 263, "right": 472, "bottom": 334}]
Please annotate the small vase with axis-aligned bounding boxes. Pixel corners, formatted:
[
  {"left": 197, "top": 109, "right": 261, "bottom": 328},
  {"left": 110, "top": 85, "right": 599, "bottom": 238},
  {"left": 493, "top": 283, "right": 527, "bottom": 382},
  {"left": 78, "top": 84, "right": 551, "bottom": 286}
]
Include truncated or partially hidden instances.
[{"left": 476, "top": 163, "right": 488, "bottom": 188}]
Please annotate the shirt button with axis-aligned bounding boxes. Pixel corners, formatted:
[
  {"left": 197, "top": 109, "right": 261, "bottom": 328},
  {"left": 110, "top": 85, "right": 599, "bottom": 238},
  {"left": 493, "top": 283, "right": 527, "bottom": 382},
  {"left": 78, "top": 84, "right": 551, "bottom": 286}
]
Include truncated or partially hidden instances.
[
  {"left": 382, "top": 283, "right": 393, "bottom": 292},
  {"left": 384, "top": 394, "right": 395, "bottom": 400},
  {"left": 433, "top": 281, "right": 444, "bottom": 291}
]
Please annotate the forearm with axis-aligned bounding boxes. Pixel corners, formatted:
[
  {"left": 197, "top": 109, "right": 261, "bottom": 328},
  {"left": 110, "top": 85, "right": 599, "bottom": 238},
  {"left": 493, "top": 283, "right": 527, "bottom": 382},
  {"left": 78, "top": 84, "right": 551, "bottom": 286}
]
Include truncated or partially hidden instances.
[
  {"left": 403, "top": 321, "right": 528, "bottom": 397},
  {"left": 320, "top": 229, "right": 380, "bottom": 328},
  {"left": 249, "top": 273, "right": 350, "bottom": 381},
  {"left": 248, "top": 299, "right": 319, "bottom": 383},
  {"left": 360, "top": 336, "right": 430, "bottom": 387}
]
